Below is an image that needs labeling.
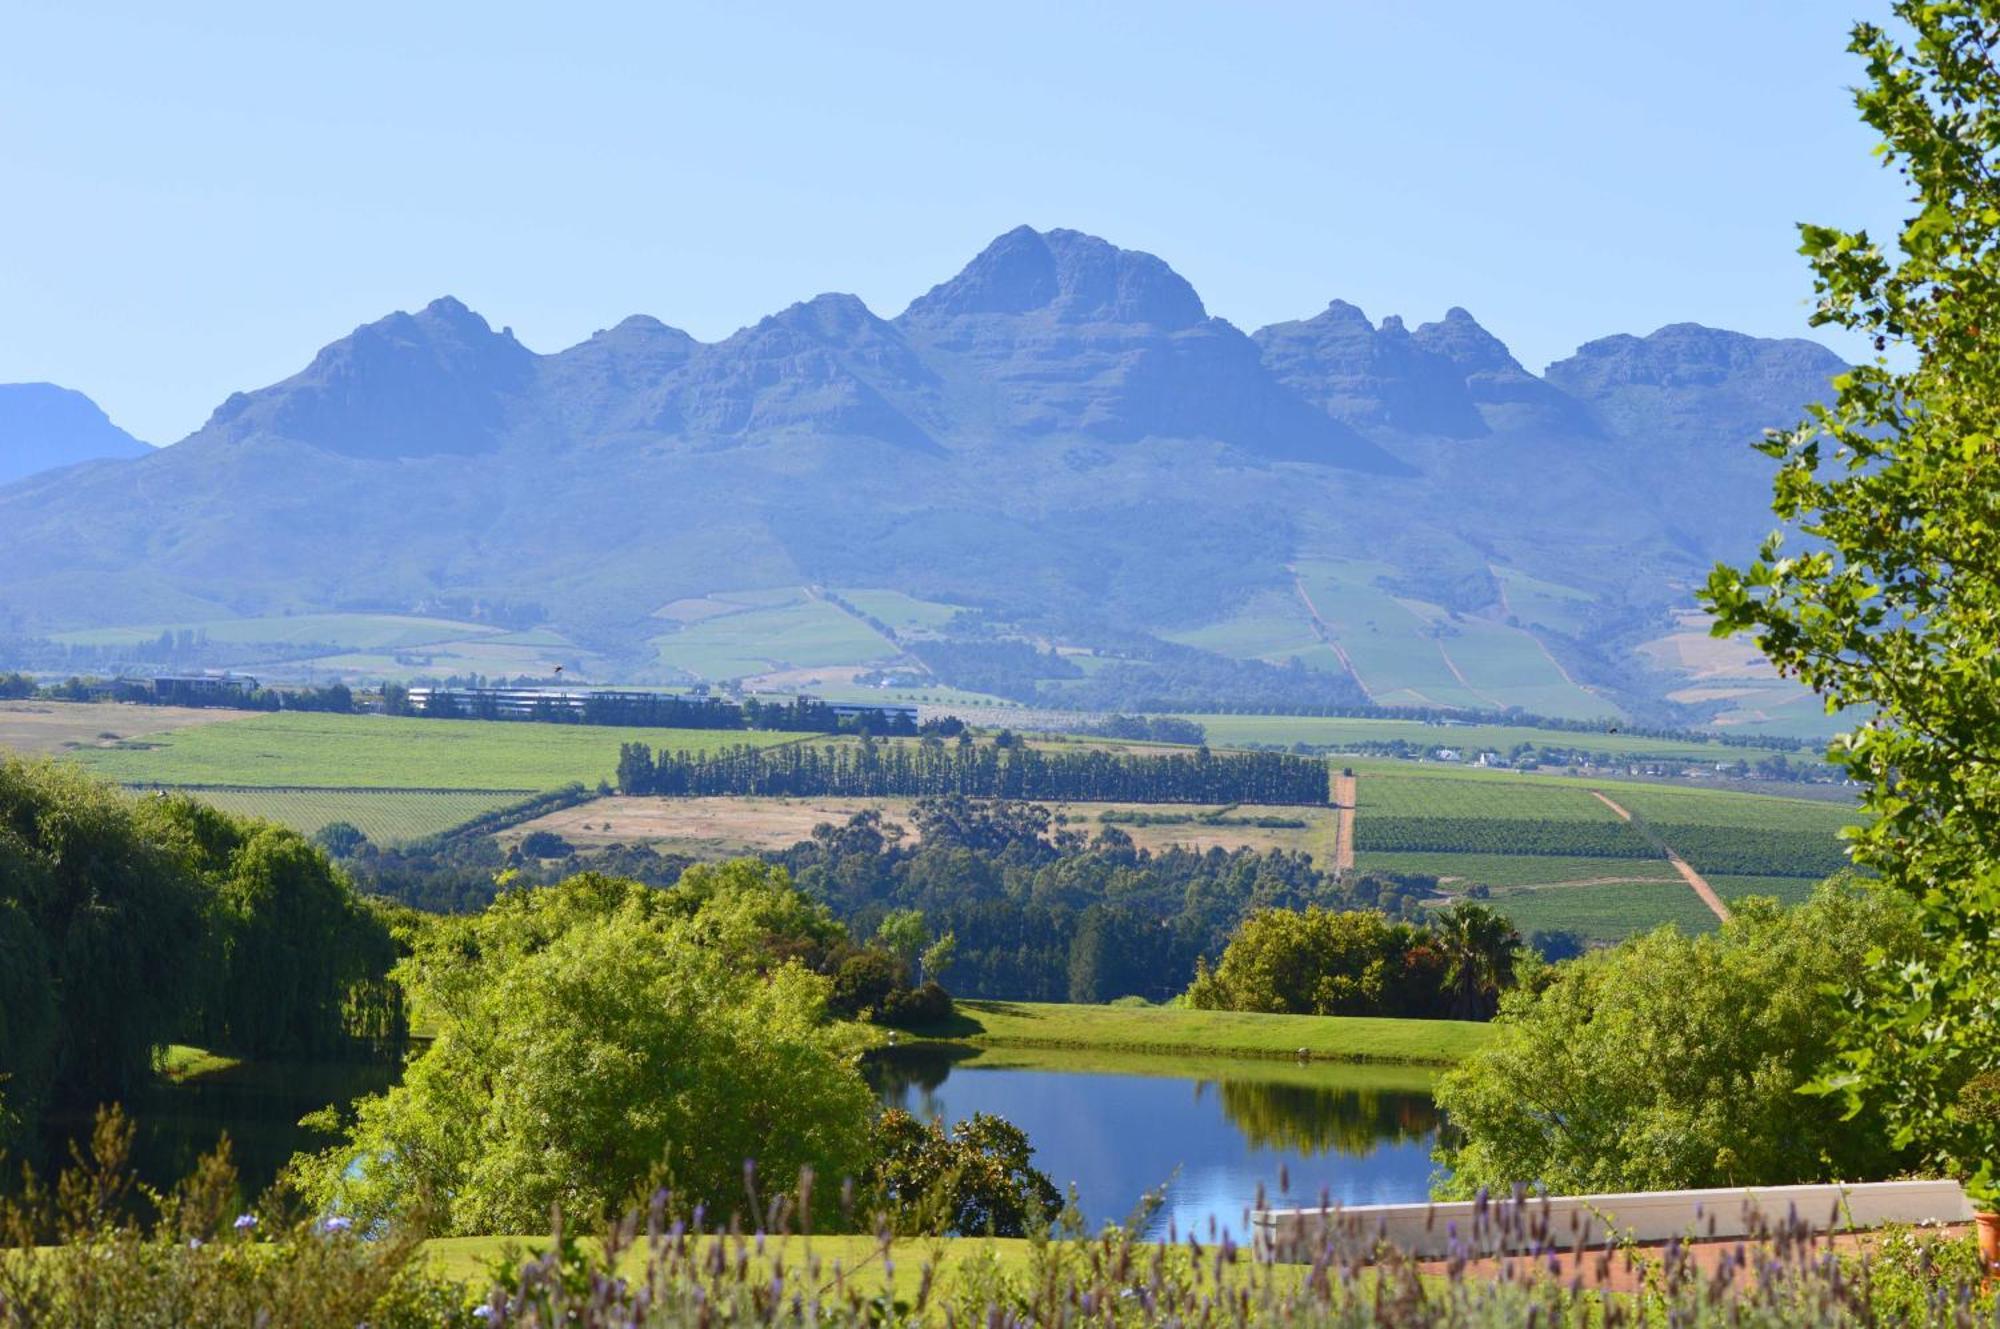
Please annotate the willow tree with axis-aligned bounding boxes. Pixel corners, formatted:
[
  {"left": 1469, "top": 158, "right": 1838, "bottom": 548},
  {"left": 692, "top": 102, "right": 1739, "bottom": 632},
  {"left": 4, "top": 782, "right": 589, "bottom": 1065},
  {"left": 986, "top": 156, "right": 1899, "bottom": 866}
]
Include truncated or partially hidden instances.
[{"left": 1702, "top": 1, "right": 2000, "bottom": 1203}]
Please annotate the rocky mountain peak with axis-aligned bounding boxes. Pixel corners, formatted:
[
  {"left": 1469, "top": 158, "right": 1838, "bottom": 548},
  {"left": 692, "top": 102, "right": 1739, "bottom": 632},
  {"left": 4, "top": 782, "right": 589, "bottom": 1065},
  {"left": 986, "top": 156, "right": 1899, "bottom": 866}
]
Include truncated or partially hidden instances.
[{"left": 902, "top": 226, "right": 1208, "bottom": 329}]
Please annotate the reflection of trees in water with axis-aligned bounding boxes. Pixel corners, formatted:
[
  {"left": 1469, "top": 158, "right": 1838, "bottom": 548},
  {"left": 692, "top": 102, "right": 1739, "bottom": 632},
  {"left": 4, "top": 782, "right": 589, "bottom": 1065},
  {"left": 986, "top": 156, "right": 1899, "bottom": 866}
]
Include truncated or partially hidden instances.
[
  {"left": 863, "top": 1046, "right": 970, "bottom": 1121},
  {"left": 1214, "top": 1080, "right": 1439, "bottom": 1158},
  {"left": 862, "top": 1047, "right": 1439, "bottom": 1162}
]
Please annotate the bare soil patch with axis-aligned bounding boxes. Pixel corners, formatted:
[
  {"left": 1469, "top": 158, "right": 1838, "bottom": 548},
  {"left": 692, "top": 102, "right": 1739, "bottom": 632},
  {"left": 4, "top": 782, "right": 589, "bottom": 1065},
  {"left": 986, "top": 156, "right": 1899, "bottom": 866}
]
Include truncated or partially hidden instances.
[
  {"left": 510, "top": 795, "right": 1341, "bottom": 861},
  {"left": 0, "top": 700, "right": 252, "bottom": 757}
]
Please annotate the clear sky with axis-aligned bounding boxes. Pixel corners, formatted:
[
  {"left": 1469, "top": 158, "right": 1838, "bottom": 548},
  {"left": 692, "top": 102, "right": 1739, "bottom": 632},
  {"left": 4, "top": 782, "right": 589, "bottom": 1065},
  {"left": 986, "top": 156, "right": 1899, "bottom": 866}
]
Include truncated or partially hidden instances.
[{"left": 3, "top": 1, "right": 1906, "bottom": 444}]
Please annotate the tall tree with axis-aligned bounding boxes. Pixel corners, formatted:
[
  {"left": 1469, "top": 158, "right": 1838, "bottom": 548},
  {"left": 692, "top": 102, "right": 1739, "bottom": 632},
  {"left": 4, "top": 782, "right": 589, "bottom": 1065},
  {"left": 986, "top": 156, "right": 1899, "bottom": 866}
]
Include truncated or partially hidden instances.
[{"left": 1702, "top": 1, "right": 2000, "bottom": 1205}]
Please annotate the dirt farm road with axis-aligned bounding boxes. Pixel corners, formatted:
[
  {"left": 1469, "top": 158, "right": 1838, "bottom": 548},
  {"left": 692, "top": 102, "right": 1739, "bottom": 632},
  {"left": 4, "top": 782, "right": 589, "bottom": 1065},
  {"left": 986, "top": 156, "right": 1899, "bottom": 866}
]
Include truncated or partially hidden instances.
[{"left": 1588, "top": 789, "right": 1731, "bottom": 923}]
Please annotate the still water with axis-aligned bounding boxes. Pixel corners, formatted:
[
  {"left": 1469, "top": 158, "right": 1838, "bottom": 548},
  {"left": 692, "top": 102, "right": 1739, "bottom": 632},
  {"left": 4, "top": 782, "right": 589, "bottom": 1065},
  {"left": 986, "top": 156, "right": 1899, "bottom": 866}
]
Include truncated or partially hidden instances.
[
  {"left": 864, "top": 1046, "right": 1442, "bottom": 1238},
  {"left": 34, "top": 1048, "right": 1440, "bottom": 1240}
]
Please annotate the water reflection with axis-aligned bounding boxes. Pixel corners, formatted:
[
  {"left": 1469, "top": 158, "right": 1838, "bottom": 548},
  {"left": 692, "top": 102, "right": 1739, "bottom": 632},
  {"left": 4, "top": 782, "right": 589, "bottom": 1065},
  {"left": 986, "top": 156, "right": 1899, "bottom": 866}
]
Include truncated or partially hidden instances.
[
  {"left": 32, "top": 1057, "right": 398, "bottom": 1199},
  {"left": 864, "top": 1045, "right": 1441, "bottom": 1236}
]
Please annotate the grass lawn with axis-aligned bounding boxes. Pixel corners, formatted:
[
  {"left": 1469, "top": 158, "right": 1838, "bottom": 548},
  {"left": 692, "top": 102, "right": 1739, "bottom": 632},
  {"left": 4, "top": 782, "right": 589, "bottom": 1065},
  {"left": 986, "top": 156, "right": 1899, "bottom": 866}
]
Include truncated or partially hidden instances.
[
  {"left": 67, "top": 712, "right": 807, "bottom": 790},
  {"left": 156, "top": 1044, "right": 243, "bottom": 1082},
  {"left": 421, "top": 1232, "right": 1038, "bottom": 1293},
  {"left": 908, "top": 1000, "right": 1490, "bottom": 1067}
]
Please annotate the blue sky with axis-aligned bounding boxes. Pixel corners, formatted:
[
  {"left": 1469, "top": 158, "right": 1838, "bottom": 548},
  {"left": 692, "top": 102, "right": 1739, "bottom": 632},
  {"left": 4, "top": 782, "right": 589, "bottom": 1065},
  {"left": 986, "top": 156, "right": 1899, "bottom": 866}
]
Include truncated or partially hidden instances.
[{"left": 3, "top": 1, "right": 1904, "bottom": 443}]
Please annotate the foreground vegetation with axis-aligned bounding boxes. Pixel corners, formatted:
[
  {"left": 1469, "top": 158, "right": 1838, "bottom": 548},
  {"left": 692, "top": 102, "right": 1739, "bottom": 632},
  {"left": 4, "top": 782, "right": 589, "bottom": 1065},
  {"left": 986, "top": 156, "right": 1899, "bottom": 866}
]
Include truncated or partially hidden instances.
[{"left": 6, "top": 1120, "right": 1993, "bottom": 1327}]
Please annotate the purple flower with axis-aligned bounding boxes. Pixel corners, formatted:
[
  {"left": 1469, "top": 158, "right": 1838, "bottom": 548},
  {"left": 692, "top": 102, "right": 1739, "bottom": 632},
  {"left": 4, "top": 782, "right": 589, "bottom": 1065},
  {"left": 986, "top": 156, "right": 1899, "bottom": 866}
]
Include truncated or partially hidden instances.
[
  {"left": 321, "top": 1215, "right": 354, "bottom": 1234},
  {"left": 233, "top": 1214, "right": 257, "bottom": 1231}
]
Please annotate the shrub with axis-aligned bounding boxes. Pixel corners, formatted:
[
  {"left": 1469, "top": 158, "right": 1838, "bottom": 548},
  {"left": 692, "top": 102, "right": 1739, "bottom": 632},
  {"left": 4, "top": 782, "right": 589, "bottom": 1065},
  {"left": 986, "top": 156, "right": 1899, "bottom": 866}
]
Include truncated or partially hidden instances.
[
  {"left": 877, "top": 980, "right": 954, "bottom": 1029},
  {"left": 1435, "top": 878, "right": 1921, "bottom": 1196}
]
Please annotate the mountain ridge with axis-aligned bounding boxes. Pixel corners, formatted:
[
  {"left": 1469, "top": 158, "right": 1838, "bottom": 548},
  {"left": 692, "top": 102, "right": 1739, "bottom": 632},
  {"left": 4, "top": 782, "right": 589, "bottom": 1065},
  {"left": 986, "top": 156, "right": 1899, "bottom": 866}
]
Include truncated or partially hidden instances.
[{"left": 0, "top": 226, "right": 1843, "bottom": 720}]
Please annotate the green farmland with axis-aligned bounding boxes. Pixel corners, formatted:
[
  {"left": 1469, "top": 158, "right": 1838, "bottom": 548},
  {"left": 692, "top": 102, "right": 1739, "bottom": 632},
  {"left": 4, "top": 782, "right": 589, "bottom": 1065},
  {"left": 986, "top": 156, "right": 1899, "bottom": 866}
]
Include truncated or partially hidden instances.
[
  {"left": 651, "top": 588, "right": 898, "bottom": 679},
  {"left": 50, "top": 611, "right": 500, "bottom": 650},
  {"left": 70, "top": 712, "right": 806, "bottom": 790},
  {"left": 1320, "top": 761, "right": 1862, "bottom": 942},
  {"left": 169, "top": 787, "right": 526, "bottom": 845},
  {"left": 1484, "top": 879, "right": 1727, "bottom": 944},
  {"left": 1179, "top": 712, "right": 1810, "bottom": 765}
]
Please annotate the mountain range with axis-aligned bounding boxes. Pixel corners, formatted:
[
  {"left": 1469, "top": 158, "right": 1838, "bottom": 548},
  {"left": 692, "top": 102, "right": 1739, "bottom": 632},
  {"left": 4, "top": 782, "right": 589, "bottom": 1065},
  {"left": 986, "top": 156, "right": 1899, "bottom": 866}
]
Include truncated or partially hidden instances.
[
  {"left": 0, "top": 226, "right": 1844, "bottom": 723},
  {"left": 0, "top": 383, "right": 151, "bottom": 486}
]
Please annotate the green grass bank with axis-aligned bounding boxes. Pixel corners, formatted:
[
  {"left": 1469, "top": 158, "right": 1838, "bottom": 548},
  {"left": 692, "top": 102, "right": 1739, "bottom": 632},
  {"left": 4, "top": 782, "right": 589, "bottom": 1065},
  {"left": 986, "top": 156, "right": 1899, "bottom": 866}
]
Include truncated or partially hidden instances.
[{"left": 904, "top": 999, "right": 1490, "bottom": 1067}]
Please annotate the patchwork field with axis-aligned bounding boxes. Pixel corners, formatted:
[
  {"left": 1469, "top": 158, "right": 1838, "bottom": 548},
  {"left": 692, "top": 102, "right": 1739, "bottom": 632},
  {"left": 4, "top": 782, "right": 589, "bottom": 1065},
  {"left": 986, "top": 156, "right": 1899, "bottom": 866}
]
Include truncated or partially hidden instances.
[
  {"left": 1483, "top": 879, "right": 1727, "bottom": 944},
  {"left": 0, "top": 699, "right": 248, "bottom": 756},
  {"left": 50, "top": 611, "right": 502, "bottom": 650},
  {"left": 1330, "top": 762, "right": 1861, "bottom": 941},
  {"left": 651, "top": 587, "right": 899, "bottom": 680},
  {"left": 833, "top": 587, "right": 964, "bottom": 634},
  {"left": 68, "top": 712, "right": 806, "bottom": 790},
  {"left": 1174, "top": 713, "right": 1810, "bottom": 764},
  {"left": 507, "top": 795, "right": 1345, "bottom": 863},
  {"left": 1290, "top": 558, "right": 1612, "bottom": 719},
  {"left": 175, "top": 787, "right": 526, "bottom": 845}
]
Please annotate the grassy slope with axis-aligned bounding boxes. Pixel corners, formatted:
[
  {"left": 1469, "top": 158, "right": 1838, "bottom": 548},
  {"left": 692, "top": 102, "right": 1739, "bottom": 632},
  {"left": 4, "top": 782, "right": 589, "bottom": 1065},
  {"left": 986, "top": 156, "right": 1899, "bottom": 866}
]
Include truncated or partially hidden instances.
[
  {"left": 176, "top": 787, "right": 525, "bottom": 844},
  {"left": 910, "top": 1000, "right": 1490, "bottom": 1067},
  {"left": 652, "top": 592, "right": 899, "bottom": 679},
  {"left": 69, "top": 712, "right": 806, "bottom": 790}
]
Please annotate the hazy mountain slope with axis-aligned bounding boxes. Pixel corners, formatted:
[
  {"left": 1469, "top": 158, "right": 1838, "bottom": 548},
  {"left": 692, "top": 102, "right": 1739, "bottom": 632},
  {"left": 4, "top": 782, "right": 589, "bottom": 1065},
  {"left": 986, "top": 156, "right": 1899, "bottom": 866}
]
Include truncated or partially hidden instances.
[
  {"left": 1544, "top": 324, "right": 1849, "bottom": 558},
  {"left": 0, "top": 383, "right": 151, "bottom": 485},
  {"left": 0, "top": 227, "right": 1844, "bottom": 715}
]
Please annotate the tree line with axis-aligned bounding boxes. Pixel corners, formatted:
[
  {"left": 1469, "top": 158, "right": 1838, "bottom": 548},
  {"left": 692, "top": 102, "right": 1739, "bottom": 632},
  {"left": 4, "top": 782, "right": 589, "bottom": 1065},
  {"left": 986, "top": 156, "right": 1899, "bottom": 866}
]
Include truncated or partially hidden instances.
[
  {"left": 0, "top": 759, "right": 401, "bottom": 1159},
  {"left": 772, "top": 799, "right": 1445, "bottom": 1004},
  {"left": 616, "top": 738, "right": 1331, "bottom": 804}
]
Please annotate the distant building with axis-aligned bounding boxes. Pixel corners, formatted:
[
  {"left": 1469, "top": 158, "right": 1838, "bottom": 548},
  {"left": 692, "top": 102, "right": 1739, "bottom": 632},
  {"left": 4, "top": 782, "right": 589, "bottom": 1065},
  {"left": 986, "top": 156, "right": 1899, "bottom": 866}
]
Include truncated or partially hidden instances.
[
  {"left": 150, "top": 673, "right": 258, "bottom": 703},
  {"left": 826, "top": 700, "right": 920, "bottom": 726},
  {"left": 404, "top": 685, "right": 726, "bottom": 720}
]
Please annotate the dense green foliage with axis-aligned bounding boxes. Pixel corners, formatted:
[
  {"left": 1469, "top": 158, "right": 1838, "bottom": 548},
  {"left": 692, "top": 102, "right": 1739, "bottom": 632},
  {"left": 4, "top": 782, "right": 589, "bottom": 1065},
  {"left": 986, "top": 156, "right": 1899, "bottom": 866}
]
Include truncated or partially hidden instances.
[
  {"left": 773, "top": 799, "right": 1433, "bottom": 1002},
  {"left": 292, "top": 865, "right": 880, "bottom": 1234},
  {"left": 868, "top": 1109, "right": 1061, "bottom": 1237},
  {"left": 1434, "top": 879, "right": 1918, "bottom": 1197},
  {"left": 1700, "top": 1, "right": 2000, "bottom": 1206},
  {"left": 0, "top": 760, "right": 395, "bottom": 1151},
  {"left": 618, "top": 739, "right": 1331, "bottom": 804},
  {"left": 0, "top": 1110, "right": 462, "bottom": 1327},
  {"left": 10, "top": 1114, "right": 1998, "bottom": 1327},
  {"left": 1185, "top": 902, "right": 1521, "bottom": 1020}
]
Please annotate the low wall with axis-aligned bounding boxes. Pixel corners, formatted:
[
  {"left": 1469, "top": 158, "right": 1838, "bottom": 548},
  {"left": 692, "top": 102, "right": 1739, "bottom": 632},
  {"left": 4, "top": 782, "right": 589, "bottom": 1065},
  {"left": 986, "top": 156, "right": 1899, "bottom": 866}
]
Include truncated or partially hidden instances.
[{"left": 1252, "top": 1179, "right": 1973, "bottom": 1262}]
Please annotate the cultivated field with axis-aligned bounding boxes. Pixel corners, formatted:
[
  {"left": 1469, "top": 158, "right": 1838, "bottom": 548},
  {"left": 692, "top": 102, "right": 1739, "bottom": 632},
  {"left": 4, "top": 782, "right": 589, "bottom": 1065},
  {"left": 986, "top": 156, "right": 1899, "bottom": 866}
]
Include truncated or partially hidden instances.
[
  {"left": 177, "top": 787, "right": 527, "bottom": 845},
  {"left": 1290, "top": 557, "right": 1610, "bottom": 720},
  {"left": 0, "top": 699, "right": 249, "bottom": 756},
  {"left": 1177, "top": 712, "right": 1808, "bottom": 764},
  {"left": 1483, "top": 879, "right": 1729, "bottom": 943},
  {"left": 68, "top": 712, "right": 807, "bottom": 790},
  {"left": 1326, "top": 760, "right": 1860, "bottom": 941},
  {"left": 50, "top": 611, "right": 501, "bottom": 650},
  {"left": 833, "top": 586, "right": 963, "bottom": 634},
  {"left": 507, "top": 795, "right": 1346, "bottom": 862},
  {"left": 650, "top": 587, "right": 899, "bottom": 680}
]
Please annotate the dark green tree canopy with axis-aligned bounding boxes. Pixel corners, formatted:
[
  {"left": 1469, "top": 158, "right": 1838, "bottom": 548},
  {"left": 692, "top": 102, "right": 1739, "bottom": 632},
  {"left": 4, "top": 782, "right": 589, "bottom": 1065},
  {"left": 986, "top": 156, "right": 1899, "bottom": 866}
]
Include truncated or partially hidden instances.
[{"left": 1701, "top": 0, "right": 2000, "bottom": 1203}]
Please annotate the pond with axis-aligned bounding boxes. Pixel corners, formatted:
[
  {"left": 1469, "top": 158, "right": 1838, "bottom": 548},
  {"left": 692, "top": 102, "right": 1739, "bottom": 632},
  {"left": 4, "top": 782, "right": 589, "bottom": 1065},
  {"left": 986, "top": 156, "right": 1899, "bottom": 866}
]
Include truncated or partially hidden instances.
[
  {"left": 864, "top": 1045, "right": 1442, "bottom": 1238},
  {"left": 32, "top": 1057, "right": 399, "bottom": 1201},
  {"left": 28, "top": 1046, "right": 1443, "bottom": 1240}
]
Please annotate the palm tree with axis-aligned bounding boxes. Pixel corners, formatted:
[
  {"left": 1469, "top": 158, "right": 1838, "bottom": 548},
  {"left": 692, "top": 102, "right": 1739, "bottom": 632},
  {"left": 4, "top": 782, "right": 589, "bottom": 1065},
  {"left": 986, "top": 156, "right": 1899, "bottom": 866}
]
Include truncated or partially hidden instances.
[{"left": 1433, "top": 901, "right": 1523, "bottom": 1020}]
